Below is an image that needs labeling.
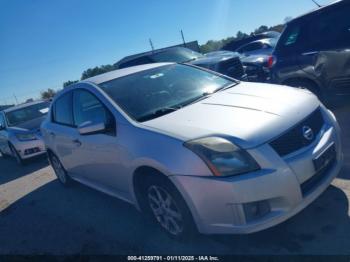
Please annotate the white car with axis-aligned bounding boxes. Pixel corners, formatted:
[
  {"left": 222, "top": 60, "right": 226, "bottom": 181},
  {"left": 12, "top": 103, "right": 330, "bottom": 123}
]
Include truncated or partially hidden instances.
[
  {"left": 0, "top": 101, "right": 49, "bottom": 164},
  {"left": 41, "top": 63, "right": 343, "bottom": 238}
]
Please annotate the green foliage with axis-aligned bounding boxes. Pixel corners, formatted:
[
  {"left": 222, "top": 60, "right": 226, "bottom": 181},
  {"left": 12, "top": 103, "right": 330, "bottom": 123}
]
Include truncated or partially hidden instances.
[
  {"left": 81, "top": 64, "right": 115, "bottom": 80},
  {"left": 41, "top": 88, "right": 56, "bottom": 100},
  {"left": 63, "top": 80, "right": 79, "bottom": 88}
]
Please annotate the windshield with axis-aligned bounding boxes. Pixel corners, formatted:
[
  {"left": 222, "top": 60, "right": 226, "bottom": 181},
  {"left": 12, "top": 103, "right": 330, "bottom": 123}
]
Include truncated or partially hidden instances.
[
  {"left": 151, "top": 48, "right": 204, "bottom": 63},
  {"left": 5, "top": 101, "right": 50, "bottom": 127},
  {"left": 99, "top": 64, "right": 234, "bottom": 122}
]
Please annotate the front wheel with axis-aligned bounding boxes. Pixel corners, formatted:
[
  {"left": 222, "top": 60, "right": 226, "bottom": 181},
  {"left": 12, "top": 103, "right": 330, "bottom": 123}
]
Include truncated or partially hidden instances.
[
  {"left": 9, "top": 144, "right": 24, "bottom": 165},
  {"left": 50, "top": 153, "right": 72, "bottom": 186},
  {"left": 142, "top": 176, "right": 197, "bottom": 240}
]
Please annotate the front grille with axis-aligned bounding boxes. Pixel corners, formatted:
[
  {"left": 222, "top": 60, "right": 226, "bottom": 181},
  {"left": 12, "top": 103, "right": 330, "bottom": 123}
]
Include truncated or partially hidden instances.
[
  {"left": 270, "top": 108, "right": 324, "bottom": 157},
  {"left": 300, "top": 159, "right": 336, "bottom": 197},
  {"left": 218, "top": 57, "right": 245, "bottom": 79}
]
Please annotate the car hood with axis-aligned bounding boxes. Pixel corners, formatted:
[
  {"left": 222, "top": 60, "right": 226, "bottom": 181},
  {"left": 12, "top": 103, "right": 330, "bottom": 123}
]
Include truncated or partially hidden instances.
[
  {"left": 7, "top": 116, "right": 46, "bottom": 134},
  {"left": 141, "top": 82, "right": 320, "bottom": 149}
]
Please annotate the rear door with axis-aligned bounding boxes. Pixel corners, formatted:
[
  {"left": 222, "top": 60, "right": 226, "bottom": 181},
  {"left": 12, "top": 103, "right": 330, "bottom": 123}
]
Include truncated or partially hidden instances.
[{"left": 300, "top": 3, "right": 350, "bottom": 96}]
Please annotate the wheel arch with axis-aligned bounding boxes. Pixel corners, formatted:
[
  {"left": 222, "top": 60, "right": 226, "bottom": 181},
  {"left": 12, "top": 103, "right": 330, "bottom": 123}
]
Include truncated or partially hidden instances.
[
  {"left": 132, "top": 165, "right": 171, "bottom": 212},
  {"left": 282, "top": 77, "right": 322, "bottom": 94}
]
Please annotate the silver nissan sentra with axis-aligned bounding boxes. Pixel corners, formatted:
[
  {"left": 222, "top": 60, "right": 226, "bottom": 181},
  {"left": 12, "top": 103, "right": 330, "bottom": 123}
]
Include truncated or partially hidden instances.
[
  {"left": 0, "top": 100, "right": 49, "bottom": 164},
  {"left": 41, "top": 63, "right": 343, "bottom": 238}
]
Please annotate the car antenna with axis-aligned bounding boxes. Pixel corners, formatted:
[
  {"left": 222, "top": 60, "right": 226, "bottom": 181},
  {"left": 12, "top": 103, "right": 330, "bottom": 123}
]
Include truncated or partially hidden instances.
[{"left": 311, "top": 0, "right": 321, "bottom": 7}]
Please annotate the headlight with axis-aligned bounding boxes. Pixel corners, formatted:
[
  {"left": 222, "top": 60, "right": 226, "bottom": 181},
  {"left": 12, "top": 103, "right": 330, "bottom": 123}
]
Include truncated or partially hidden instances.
[
  {"left": 184, "top": 137, "right": 260, "bottom": 177},
  {"left": 15, "top": 133, "right": 37, "bottom": 141}
]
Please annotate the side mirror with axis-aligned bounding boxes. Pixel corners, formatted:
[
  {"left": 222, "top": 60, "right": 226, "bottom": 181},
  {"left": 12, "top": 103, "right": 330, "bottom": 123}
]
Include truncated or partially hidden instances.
[{"left": 78, "top": 121, "right": 106, "bottom": 135}]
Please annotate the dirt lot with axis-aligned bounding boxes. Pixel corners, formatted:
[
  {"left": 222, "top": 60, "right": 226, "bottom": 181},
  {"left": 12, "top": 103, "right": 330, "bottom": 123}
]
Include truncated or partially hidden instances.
[{"left": 0, "top": 104, "right": 349, "bottom": 255}]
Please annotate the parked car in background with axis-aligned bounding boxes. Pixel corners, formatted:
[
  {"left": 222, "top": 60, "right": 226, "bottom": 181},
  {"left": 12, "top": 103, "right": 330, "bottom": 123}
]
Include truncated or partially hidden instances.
[
  {"left": 42, "top": 63, "right": 342, "bottom": 239},
  {"left": 221, "top": 31, "right": 280, "bottom": 52},
  {"left": 240, "top": 54, "right": 272, "bottom": 82},
  {"left": 236, "top": 38, "right": 277, "bottom": 57},
  {"left": 115, "top": 47, "right": 247, "bottom": 80},
  {"left": 235, "top": 38, "right": 278, "bottom": 82},
  {"left": 271, "top": 0, "right": 350, "bottom": 104},
  {"left": 0, "top": 100, "right": 50, "bottom": 164}
]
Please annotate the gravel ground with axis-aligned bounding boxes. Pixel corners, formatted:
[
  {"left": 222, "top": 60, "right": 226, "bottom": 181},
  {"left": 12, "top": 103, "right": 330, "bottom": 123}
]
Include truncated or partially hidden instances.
[{"left": 0, "top": 104, "right": 349, "bottom": 255}]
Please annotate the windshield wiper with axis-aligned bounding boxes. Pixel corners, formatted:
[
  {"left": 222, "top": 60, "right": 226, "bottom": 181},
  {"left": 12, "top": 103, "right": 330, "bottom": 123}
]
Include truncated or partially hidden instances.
[
  {"left": 138, "top": 107, "right": 180, "bottom": 122},
  {"left": 213, "top": 82, "right": 239, "bottom": 94}
]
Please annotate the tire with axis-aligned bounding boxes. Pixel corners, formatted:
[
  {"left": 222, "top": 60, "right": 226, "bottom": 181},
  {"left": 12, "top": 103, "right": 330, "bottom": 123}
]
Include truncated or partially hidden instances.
[
  {"left": 0, "top": 149, "right": 9, "bottom": 159},
  {"left": 140, "top": 175, "right": 197, "bottom": 240},
  {"left": 49, "top": 153, "right": 73, "bottom": 186},
  {"left": 285, "top": 79, "right": 323, "bottom": 101},
  {"left": 9, "top": 143, "right": 25, "bottom": 165}
]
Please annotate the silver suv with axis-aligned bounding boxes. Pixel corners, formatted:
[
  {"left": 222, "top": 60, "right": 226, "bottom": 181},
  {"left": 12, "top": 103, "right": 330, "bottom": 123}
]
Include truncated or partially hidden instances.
[
  {"left": 41, "top": 63, "right": 343, "bottom": 238},
  {"left": 0, "top": 100, "right": 50, "bottom": 164}
]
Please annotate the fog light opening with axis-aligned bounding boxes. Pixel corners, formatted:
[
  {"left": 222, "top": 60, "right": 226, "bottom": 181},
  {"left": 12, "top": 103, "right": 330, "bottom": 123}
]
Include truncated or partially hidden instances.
[{"left": 243, "top": 200, "right": 271, "bottom": 222}]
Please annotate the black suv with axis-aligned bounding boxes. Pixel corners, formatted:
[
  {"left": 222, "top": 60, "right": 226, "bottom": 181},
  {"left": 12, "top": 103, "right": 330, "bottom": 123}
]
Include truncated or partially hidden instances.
[
  {"left": 271, "top": 0, "right": 350, "bottom": 104},
  {"left": 114, "top": 47, "right": 246, "bottom": 80}
]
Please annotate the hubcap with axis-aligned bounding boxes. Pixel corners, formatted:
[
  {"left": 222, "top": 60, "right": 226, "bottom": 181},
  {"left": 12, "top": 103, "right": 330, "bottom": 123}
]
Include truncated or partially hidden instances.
[
  {"left": 147, "top": 185, "right": 183, "bottom": 235},
  {"left": 51, "top": 156, "right": 66, "bottom": 183}
]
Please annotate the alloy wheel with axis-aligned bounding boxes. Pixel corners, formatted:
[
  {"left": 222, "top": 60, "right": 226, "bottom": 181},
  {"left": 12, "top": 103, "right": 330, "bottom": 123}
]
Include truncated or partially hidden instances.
[
  {"left": 51, "top": 155, "right": 67, "bottom": 184},
  {"left": 147, "top": 185, "right": 184, "bottom": 236}
]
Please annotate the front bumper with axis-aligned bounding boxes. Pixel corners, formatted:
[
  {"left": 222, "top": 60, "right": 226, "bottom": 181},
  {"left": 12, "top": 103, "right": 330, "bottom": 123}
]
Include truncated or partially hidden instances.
[
  {"left": 170, "top": 112, "right": 343, "bottom": 235},
  {"left": 12, "top": 138, "right": 46, "bottom": 159}
]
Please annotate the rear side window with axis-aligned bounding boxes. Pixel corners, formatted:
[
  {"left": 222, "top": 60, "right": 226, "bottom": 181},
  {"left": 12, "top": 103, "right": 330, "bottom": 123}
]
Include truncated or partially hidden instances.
[
  {"left": 119, "top": 56, "right": 153, "bottom": 69},
  {"left": 306, "top": 5, "right": 350, "bottom": 50},
  {"left": 238, "top": 42, "right": 263, "bottom": 53},
  {"left": 53, "top": 92, "right": 74, "bottom": 126}
]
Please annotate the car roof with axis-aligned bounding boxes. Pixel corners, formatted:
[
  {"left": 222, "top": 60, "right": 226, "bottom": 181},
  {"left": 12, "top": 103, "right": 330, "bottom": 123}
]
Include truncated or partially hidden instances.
[
  {"left": 3, "top": 100, "right": 49, "bottom": 113},
  {"left": 81, "top": 62, "right": 173, "bottom": 85},
  {"left": 114, "top": 47, "right": 190, "bottom": 68},
  {"left": 287, "top": 0, "right": 344, "bottom": 24}
]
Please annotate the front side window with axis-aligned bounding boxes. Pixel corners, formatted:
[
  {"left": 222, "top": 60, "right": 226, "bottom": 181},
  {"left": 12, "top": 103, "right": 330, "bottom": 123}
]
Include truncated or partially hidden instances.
[
  {"left": 53, "top": 93, "right": 74, "bottom": 126},
  {"left": 5, "top": 102, "right": 50, "bottom": 127},
  {"left": 99, "top": 64, "right": 234, "bottom": 122},
  {"left": 73, "top": 90, "right": 113, "bottom": 128}
]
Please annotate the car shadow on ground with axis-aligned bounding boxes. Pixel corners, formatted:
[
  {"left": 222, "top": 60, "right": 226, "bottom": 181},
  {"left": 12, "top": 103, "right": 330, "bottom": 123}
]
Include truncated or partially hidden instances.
[
  {"left": 0, "top": 155, "right": 49, "bottom": 185},
  {"left": 0, "top": 177, "right": 349, "bottom": 255}
]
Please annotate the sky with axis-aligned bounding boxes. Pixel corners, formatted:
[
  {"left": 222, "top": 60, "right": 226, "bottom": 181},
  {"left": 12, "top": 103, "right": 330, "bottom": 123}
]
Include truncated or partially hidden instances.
[{"left": 0, "top": 0, "right": 334, "bottom": 104}]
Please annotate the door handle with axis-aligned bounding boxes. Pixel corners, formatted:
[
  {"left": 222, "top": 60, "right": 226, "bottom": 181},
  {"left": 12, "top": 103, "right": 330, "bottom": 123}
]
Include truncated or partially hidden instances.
[
  {"left": 72, "top": 139, "right": 82, "bottom": 147},
  {"left": 302, "top": 51, "right": 319, "bottom": 56}
]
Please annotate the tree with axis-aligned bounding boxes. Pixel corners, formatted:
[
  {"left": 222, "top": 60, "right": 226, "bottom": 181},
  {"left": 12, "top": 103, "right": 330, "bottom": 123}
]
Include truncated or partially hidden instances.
[
  {"left": 41, "top": 88, "right": 56, "bottom": 100},
  {"left": 63, "top": 80, "right": 79, "bottom": 88},
  {"left": 81, "top": 64, "right": 115, "bottom": 80},
  {"left": 25, "top": 98, "right": 34, "bottom": 103},
  {"left": 254, "top": 25, "right": 269, "bottom": 35}
]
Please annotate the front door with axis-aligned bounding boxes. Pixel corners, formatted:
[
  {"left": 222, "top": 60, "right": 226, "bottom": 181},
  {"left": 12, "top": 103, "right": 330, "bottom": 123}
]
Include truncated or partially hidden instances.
[{"left": 70, "top": 89, "right": 127, "bottom": 194}]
